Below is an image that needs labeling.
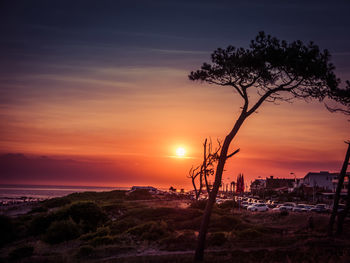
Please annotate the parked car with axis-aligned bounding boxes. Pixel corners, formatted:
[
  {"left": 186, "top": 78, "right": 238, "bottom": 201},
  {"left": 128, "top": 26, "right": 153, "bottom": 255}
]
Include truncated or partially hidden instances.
[
  {"left": 310, "top": 204, "right": 328, "bottom": 213},
  {"left": 304, "top": 205, "right": 315, "bottom": 211},
  {"left": 272, "top": 205, "right": 288, "bottom": 212},
  {"left": 216, "top": 198, "right": 224, "bottom": 204},
  {"left": 243, "top": 202, "right": 254, "bottom": 209},
  {"left": 240, "top": 201, "right": 248, "bottom": 208},
  {"left": 292, "top": 204, "right": 308, "bottom": 212},
  {"left": 247, "top": 203, "right": 269, "bottom": 212},
  {"left": 281, "top": 203, "right": 296, "bottom": 210}
]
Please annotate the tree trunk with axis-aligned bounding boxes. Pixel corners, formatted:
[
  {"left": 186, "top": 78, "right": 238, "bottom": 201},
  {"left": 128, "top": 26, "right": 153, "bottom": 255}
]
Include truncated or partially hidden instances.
[
  {"left": 328, "top": 142, "right": 350, "bottom": 236},
  {"left": 194, "top": 112, "right": 246, "bottom": 262},
  {"left": 335, "top": 143, "right": 350, "bottom": 235}
]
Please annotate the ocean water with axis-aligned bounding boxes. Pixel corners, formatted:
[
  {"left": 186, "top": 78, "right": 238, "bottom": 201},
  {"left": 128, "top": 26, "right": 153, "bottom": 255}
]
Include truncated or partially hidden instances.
[{"left": 0, "top": 184, "right": 130, "bottom": 204}]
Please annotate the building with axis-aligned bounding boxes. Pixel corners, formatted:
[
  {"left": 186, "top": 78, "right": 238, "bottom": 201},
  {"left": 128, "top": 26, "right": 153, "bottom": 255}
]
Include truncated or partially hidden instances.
[
  {"left": 303, "top": 171, "right": 338, "bottom": 192},
  {"left": 130, "top": 186, "right": 158, "bottom": 193},
  {"left": 265, "top": 176, "right": 295, "bottom": 191},
  {"left": 250, "top": 179, "right": 266, "bottom": 195}
]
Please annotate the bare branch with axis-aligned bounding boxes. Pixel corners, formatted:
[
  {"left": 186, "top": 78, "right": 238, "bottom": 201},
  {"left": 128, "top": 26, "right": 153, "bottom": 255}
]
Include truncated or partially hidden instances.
[{"left": 226, "top": 148, "right": 240, "bottom": 159}]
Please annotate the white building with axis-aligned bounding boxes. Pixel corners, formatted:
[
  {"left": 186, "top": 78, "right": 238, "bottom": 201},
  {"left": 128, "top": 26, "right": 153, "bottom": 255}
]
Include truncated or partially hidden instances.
[
  {"left": 130, "top": 186, "right": 158, "bottom": 193},
  {"left": 303, "top": 171, "right": 338, "bottom": 192}
]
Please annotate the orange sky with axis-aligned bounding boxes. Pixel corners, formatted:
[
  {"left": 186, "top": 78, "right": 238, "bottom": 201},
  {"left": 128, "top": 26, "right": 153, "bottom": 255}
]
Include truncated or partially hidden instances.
[
  {"left": 1, "top": 68, "right": 349, "bottom": 188},
  {"left": 1, "top": 1, "right": 350, "bottom": 189}
]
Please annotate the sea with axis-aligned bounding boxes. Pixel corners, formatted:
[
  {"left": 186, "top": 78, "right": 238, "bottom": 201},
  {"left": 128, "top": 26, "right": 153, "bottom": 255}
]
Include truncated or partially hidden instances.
[{"left": 0, "top": 184, "right": 131, "bottom": 205}]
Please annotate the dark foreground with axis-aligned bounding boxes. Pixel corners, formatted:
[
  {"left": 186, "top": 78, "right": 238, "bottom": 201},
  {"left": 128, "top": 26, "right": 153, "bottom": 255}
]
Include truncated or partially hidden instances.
[{"left": 1, "top": 190, "right": 350, "bottom": 262}]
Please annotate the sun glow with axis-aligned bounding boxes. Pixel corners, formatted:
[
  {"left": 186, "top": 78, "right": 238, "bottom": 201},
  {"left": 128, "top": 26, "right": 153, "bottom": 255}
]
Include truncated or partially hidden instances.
[{"left": 175, "top": 147, "right": 186, "bottom": 157}]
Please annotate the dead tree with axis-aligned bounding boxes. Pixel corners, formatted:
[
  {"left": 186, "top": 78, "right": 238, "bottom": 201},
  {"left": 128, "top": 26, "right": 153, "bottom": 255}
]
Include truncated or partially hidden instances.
[
  {"left": 188, "top": 165, "right": 203, "bottom": 200},
  {"left": 189, "top": 32, "right": 340, "bottom": 262},
  {"left": 188, "top": 138, "right": 233, "bottom": 199}
]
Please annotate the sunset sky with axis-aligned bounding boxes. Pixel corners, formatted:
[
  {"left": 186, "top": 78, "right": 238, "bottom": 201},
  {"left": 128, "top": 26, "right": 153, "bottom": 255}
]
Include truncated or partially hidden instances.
[{"left": 1, "top": 0, "right": 349, "bottom": 189}]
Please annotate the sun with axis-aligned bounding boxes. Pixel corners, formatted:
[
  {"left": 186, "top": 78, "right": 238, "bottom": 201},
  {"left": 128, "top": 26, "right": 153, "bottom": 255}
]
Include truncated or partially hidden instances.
[{"left": 175, "top": 147, "right": 186, "bottom": 157}]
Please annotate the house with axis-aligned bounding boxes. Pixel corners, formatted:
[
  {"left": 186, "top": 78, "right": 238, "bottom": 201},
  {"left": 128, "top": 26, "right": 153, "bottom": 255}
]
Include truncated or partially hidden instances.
[
  {"left": 303, "top": 171, "right": 338, "bottom": 192},
  {"left": 265, "top": 176, "right": 294, "bottom": 190},
  {"left": 130, "top": 186, "right": 158, "bottom": 193}
]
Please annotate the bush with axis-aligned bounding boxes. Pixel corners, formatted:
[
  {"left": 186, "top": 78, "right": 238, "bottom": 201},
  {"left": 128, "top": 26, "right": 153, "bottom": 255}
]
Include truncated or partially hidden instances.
[
  {"left": 9, "top": 245, "right": 34, "bottom": 260},
  {"left": 123, "top": 207, "right": 202, "bottom": 225},
  {"left": 30, "top": 206, "right": 48, "bottom": 213},
  {"left": 110, "top": 218, "right": 138, "bottom": 235},
  {"left": 77, "top": 245, "right": 95, "bottom": 258},
  {"left": 43, "top": 219, "right": 81, "bottom": 244},
  {"left": 280, "top": 210, "right": 289, "bottom": 216},
  {"left": 217, "top": 200, "right": 236, "bottom": 210},
  {"left": 126, "top": 189, "right": 154, "bottom": 200},
  {"left": 175, "top": 216, "right": 202, "bottom": 231},
  {"left": 208, "top": 232, "right": 227, "bottom": 246},
  {"left": 160, "top": 230, "right": 196, "bottom": 251},
  {"left": 0, "top": 215, "right": 14, "bottom": 247},
  {"left": 89, "top": 235, "right": 114, "bottom": 247},
  {"left": 67, "top": 202, "right": 107, "bottom": 231},
  {"left": 67, "top": 190, "right": 126, "bottom": 202},
  {"left": 102, "top": 202, "right": 126, "bottom": 214},
  {"left": 29, "top": 214, "right": 55, "bottom": 236},
  {"left": 126, "top": 221, "right": 169, "bottom": 241},
  {"left": 189, "top": 200, "right": 208, "bottom": 210},
  {"left": 43, "top": 197, "right": 71, "bottom": 208},
  {"left": 209, "top": 214, "right": 243, "bottom": 232},
  {"left": 236, "top": 228, "right": 264, "bottom": 240},
  {"left": 80, "top": 226, "right": 110, "bottom": 241}
]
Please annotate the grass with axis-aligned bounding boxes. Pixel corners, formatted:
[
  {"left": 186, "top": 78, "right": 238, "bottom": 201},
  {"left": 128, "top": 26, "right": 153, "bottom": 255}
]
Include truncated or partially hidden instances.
[{"left": 2, "top": 190, "right": 350, "bottom": 262}]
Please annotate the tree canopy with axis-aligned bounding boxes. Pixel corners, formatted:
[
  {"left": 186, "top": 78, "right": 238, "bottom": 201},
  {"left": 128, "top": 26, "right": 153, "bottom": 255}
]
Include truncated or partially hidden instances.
[{"left": 189, "top": 31, "right": 340, "bottom": 114}]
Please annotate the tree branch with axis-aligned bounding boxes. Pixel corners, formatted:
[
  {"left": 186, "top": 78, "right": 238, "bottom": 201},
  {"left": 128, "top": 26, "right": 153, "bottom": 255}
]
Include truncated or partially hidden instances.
[{"left": 226, "top": 148, "right": 240, "bottom": 159}]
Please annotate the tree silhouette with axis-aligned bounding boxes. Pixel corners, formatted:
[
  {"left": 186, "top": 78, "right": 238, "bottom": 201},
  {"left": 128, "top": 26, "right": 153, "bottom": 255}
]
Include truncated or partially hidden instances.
[
  {"left": 326, "top": 81, "right": 350, "bottom": 116},
  {"left": 188, "top": 138, "right": 238, "bottom": 200},
  {"left": 326, "top": 83, "right": 350, "bottom": 236},
  {"left": 189, "top": 31, "right": 339, "bottom": 262}
]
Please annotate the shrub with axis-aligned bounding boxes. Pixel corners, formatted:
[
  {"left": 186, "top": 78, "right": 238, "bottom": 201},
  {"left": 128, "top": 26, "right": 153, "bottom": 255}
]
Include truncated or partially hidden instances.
[
  {"left": 123, "top": 207, "right": 202, "bottom": 225},
  {"left": 209, "top": 214, "right": 243, "bottom": 232},
  {"left": 80, "top": 226, "right": 110, "bottom": 241},
  {"left": 77, "top": 245, "right": 95, "bottom": 258},
  {"left": 67, "top": 190, "right": 126, "bottom": 202},
  {"left": 280, "top": 210, "right": 289, "bottom": 216},
  {"left": 9, "top": 245, "right": 34, "bottom": 260},
  {"left": 29, "top": 214, "right": 55, "bottom": 236},
  {"left": 217, "top": 200, "right": 236, "bottom": 210},
  {"left": 43, "top": 219, "right": 81, "bottom": 244},
  {"left": 126, "top": 221, "right": 169, "bottom": 241},
  {"left": 30, "top": 206, "right": 48, "bottom": 213},
  {"left": 110, "top": 218, "right": 138, "bottom": 235},
  {"left": 43, "top": 197, "right": 71, "bottom": 208},
  {"left": 189, "top": 200, "right": 207, "bottom": 210},
  {"left": 102, "top": 202, "right": 126, "bottom": 214},
  {"left": 67, "top": 202, "right": 107, "bottom": 231},
  {"left": 89, "top": 235, "right": 114, "bottom": 247},
  {"left": 236, "top": 228, "right": 264, "bottom": 240},
  {"left": 160, "top": 230, "right": 196, "bottom": 251},
  {"left": 126, "top": 189, "right": 154, "bottom": 200},
  {"left": 207, "top": 232, "right": 227, "bottom": 246},
  {"left": 0, "top": 215, "right": 14, "bottom": 247},
  {"left": 175, "top": 216, "right": 202, "bottom": 231}
]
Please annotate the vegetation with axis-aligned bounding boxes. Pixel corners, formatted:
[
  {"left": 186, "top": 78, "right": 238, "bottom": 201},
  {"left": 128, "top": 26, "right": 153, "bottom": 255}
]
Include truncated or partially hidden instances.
[
  {"left": 189, "top": 31, "right": 342, "bottom": 261},
  {"left": 44, "top": 219, "right": 81, "bottom": 244},
  {"left": 1, "top": 190, "right": 350, "bottom": 262}
]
